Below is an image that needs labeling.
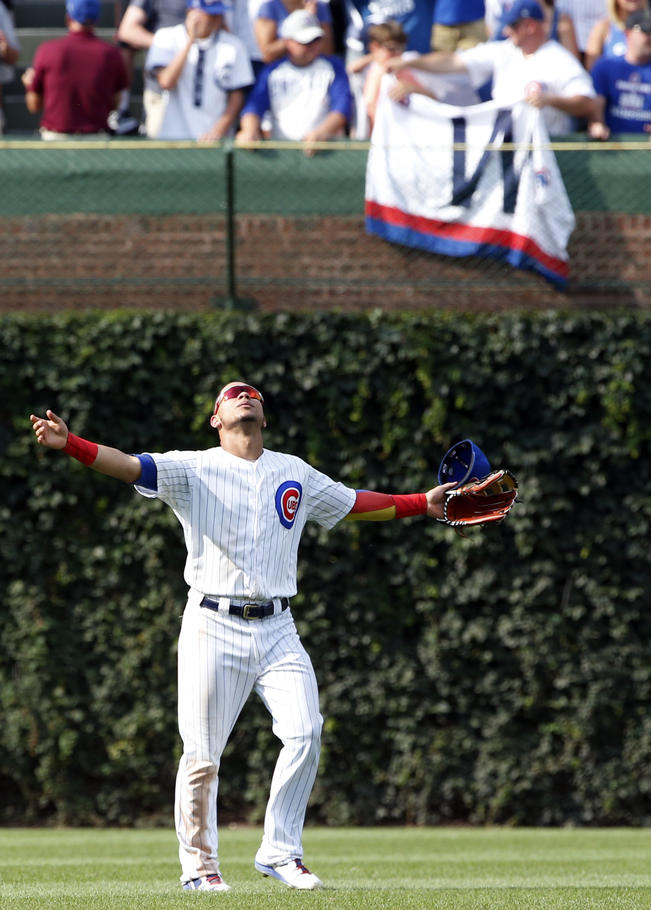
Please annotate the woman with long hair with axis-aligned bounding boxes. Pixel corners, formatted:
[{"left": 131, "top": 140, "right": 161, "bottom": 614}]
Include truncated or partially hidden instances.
[{"left": 584, "top": 0, "right": 648, "bottom": 69}]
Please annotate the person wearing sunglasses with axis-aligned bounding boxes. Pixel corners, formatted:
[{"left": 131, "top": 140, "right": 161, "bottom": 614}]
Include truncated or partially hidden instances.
[{"left": 30, "top": 382, "right": 455, "bottom": 893}]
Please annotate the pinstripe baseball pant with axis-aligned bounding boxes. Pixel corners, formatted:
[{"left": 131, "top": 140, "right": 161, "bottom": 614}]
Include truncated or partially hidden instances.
[{"left": 175, "top": 596, "right": 323, "bottom": 882}]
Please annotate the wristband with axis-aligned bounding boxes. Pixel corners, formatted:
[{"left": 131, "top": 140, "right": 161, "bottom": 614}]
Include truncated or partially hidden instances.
[
  {"left": 63, "top": 432, "right": 99, "bottom": 466},
  {"left": 393, "top": 493, "right": 428, "bottom": 518}
]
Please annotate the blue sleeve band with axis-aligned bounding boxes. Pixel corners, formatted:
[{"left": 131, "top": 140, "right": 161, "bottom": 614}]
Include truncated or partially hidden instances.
[{"left": 135, "top": 453, "right": 158, "bottom": 492}]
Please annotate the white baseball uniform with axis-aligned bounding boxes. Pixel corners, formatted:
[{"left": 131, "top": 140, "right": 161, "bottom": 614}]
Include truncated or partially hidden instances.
[
  {"left": 135, "top": 446, "right": 356, "bottom": 882},
  {"left": 459, "top": 38, "right": 595, "bottom": 136},
  {"left": 145, "top": 24, "right": 254, "bottom": 139}
]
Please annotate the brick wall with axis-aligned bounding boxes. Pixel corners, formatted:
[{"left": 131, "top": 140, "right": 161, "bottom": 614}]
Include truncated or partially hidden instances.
[{"left": 1, "top": 212, "right": 649, "bottom": 312}]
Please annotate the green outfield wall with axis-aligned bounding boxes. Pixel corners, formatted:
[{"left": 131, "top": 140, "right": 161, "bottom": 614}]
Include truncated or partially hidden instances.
[
  {"left": 0, "top": 140, "right": 649, "bottom": 311},
  {"left": 0, "top": 139, "right": 650, "bottom": 216},
  {"left": 1, "top": 310, "right": 649, "bottom": 827}
]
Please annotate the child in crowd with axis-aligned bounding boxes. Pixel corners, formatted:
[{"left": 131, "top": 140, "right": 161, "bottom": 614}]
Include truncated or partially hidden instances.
[
  {"left": 348, "top": 18, "right": 480, "bottom": 136},
  {"left": 347, "top": 21, "right": 410, "bottom": 136}
]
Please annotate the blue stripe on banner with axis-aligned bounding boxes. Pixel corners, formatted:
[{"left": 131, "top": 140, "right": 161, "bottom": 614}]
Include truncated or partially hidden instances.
[{"left": 365, "top": 216, "right": 568, "bottom": 290}]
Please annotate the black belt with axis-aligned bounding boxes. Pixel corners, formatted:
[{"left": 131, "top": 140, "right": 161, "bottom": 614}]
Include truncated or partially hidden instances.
[{"left": 200, "top": 595, "right": 290, "bottom": 620}]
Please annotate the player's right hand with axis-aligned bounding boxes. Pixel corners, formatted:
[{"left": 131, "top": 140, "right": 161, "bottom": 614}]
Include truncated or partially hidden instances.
[{"left": 30, "top": 410, "right": 68, "bottom": 449}]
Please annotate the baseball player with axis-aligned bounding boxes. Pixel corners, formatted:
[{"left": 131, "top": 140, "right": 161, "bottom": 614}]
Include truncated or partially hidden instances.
[{"left": 30, "top": 382, "right": 455, "bottom": 892}]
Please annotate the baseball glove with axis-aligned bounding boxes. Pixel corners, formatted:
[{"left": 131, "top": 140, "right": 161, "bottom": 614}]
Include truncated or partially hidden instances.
[{"left": 439, "top": 469, "right": 518, "bottom": 529}]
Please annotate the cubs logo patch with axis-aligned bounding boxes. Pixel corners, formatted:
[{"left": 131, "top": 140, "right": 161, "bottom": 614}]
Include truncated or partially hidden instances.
[{"left": 275, "top": 481, "right": 303, "bottom": 529}]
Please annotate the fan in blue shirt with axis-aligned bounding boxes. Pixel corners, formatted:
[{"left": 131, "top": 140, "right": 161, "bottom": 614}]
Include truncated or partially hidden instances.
[{"left": 589, "top": 8, "right": 651, "bottom": 137}]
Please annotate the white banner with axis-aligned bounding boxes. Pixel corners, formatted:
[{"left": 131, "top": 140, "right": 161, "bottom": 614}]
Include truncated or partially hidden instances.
[{"left": 365, "top": 83, "right": 576, "bottom": 287}]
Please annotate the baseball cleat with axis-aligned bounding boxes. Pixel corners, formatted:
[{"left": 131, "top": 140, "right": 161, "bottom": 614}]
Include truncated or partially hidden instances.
[
  {"left": 182, "top": 873, "right": 231, "bottom": 892},
  {"left": 255, "top": 858, "right": 323, "bottom": 890}
]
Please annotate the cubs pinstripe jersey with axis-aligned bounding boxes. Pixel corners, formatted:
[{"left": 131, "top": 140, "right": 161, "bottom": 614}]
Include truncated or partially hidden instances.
[{"left": 135, "top": 447, "right": 356, "bottom": 598}]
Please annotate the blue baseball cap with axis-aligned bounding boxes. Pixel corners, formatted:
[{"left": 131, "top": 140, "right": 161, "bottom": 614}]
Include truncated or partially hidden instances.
[
  {"left": 66, "top": 0, "right": 100, "bottom": 23},
  {"left": 438, "top": 439, "right": 492, "bottom": 487},
  {"left": 502, "top": 0, "right": 544, "bottom": 27},
  {"left": 187, "top": 0, "right": 228, "bottom": 13}
]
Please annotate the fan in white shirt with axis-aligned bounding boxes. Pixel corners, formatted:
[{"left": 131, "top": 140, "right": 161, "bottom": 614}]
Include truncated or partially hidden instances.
[
  {"left": 145, "top": 0, "right": 254, "bottom": 139},
  {"left": 387, "top": 0, "right": 595, "bottom": 135}
]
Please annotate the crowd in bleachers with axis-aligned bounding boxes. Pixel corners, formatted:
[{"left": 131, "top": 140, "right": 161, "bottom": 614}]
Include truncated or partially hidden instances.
[{"left": 1, "top": 0, "right": 650, "bottom": 144}]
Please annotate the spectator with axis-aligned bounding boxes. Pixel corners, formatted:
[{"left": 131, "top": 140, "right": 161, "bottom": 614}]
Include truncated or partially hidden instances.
[
  {"left": 22, "top": 0, "right": 128, "bottom": 139},
  {"left": 588, "top": 8, "right": 651, "bottom": 137},
  {"left": 227, "top": 0, "right": 266, "bottom": 77},
  {"left": 144, "top": 0, "right": 253, "bottom": 139},
  {"left": 431, "top": 0, "right": 487, "bottom": 52},
  {"left": 584, "top": 0, "right": 648, "bottom": 70},
  {"left": 387, "top": 0, "right": 596, "bottom": 135},
  {"left": 342, "top": 0, "right": 434, "bottom": 139},
  {"left": 254, "top": 0, "right": 334, "bottom": 64},
  {"left": 116, "top": 0, "right": 188, "bottom": 135},
  {"left": 555, "top": 0, "right": 607, "bottom": 63},
  {"left": 490, "top": 0, "right": 580, "bottom": 58},
  {"left": 344, "top": 0, "right": 435, "bottom": 58},
  {"left": 237, "top": 9, "right": 351, "bottom": 150},
  {"left": 347, "top": 20, "right": 408, "bottom": 135},
  {"left": 117, "top": 0, "right": 261, "bottom": 134},
  {"left": 485, "top": 0, "right": 506, "bottom": 34},
  {"left": 0, "top": 0, "right": 19, "bottom": 134}
]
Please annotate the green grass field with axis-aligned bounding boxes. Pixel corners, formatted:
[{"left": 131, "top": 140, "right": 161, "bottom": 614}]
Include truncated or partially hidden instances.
[{"left": 1, "top": 827, "right": 650, "bottom": 910}]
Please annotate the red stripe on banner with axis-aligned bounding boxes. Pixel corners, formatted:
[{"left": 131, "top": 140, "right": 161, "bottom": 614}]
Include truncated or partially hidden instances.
[{"left": 365, "top": 199, "right": 569, "bottom": 279}]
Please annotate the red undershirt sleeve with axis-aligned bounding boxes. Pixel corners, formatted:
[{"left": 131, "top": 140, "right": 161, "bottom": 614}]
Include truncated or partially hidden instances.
[{"left": 344, "top": 489, "right": 428, "bottom": 521}]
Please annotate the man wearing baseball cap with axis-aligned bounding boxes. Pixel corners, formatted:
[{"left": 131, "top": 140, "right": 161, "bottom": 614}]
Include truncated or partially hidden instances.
[
  {"left": 589, "top": 8, "right": 651, "bottom": 138},
  {"left": 22, "top": 0, "right": 129, "bottom": 138},
  {"left": 144, "top": 0, "right": 253, "bottom": 139},
  {"left": 237, "top": 8, "right": 352, "bottom": 151},
  {"left": 387, "top": 0, "right": 596, "bottom": 136}
]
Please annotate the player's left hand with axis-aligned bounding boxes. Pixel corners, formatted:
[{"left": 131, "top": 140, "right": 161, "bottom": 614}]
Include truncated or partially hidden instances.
[{"left": 425, "top": 482, "right": 457, "bottom": 519}]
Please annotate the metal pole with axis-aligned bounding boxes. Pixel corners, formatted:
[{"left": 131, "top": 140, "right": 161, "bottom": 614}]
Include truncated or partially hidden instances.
[
  {"left": 225, "top": 140, "right": 236, "bottom": 302},
  {"left": 215, "top": 140, "right": 255, "bottom": 310}
]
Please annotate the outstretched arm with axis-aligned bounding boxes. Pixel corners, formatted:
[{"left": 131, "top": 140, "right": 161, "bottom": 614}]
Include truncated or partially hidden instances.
[
  {"left": 385, "top": 51, "right": 466, "bottom": 76},
  {"left": 30, "top": 410, "right": 142, "bottom": 483},
  {"left": 344, "top": 484, "right": 457, "bottom": 522}
]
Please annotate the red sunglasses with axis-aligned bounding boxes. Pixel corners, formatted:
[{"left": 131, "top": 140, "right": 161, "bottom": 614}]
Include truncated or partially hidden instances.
[{"left": 213, "top": 384, "right": 264, "bottom": 413}]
